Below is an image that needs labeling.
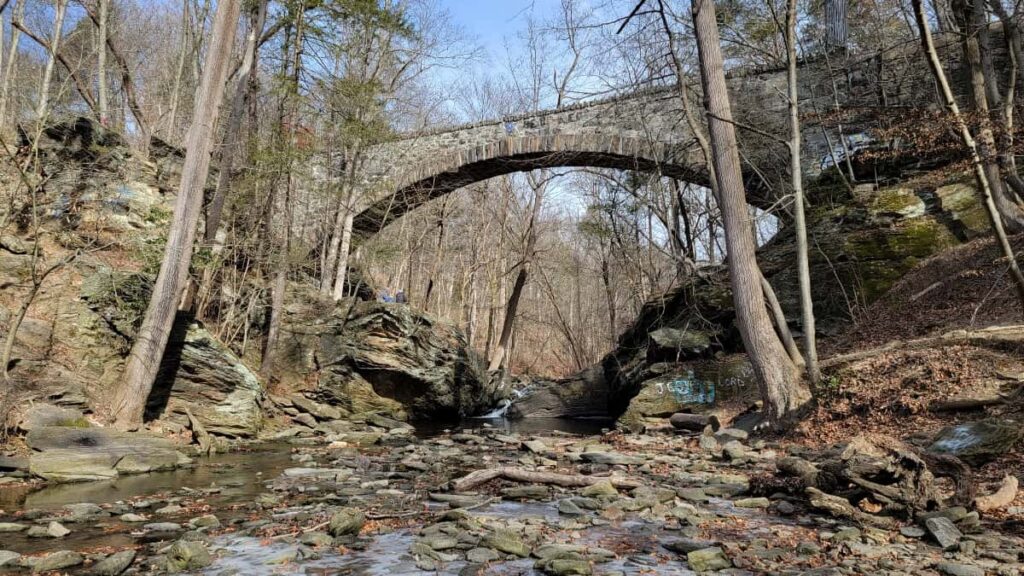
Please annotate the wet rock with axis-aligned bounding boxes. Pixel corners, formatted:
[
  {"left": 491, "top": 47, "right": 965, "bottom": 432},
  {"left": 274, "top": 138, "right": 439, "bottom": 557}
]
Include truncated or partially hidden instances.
[
  {"left": 501, "top": 486, "right": 551, "bottom": 500},
  {"left": 328, "top": 507, "right": 365, "bottom": 536},
  {"left": 144, "top": 522, "right": 182, "bottom": 532},
  {"left": 935, "top": 562, "right": 985, "bottom": 576},
  {"left": 537, "top": 558, "right": 593, "bottom": 575},
  {"left": 581, "top": 480, "right": 618, "bottom": 498},
  {"left": 466, "top": 548, "right": 500, "bottom": 563},
  {"left": 189, "top": 514, "right": 220, "bottom": 529},
  {"left": 63, "top": 502, "right": 107, "bottom": 522},
  {"left": 929, "top": 419, "right": 1023, "bottom": 466},
  {"left": 27, "top": 426, "right": 181, "bottom": 482},
  {"left": 483, "top": 530, "right": 531, "bottom": 557},
  {"left": 89, "top": 550, "right": 135, "bottom": 576},
  {"left": 419, "top": 535, "right": 459, "bottom": 550},
  {"left": 165, "top": 540, "right": 212, "bottom": 572},
  {"left": 299, "top": 532, "right": 333, "bottom": 547},
  {"left": 155, "top": 504, "right": 182, "bottom": 515},
  {"left": 509, "top": 366, "right": 610, "bottom": 420},
  {"left": 925, "top": 517, "right": 963, "bottom": 550},
  {"left": 28, "top": 550, "right": 83, "bottom": 573},
  {"left": 663, "top": 539, "right": 720, "bottom": 555},
  {"left": 27, "top": 521, "right": 69, "bottom": 538},
  {"left": 0, "top": 523, "right": 26, "bottom": 532},
  {"left": 522, "top": 440, "right": 548, "bottom": 454},
  {"left": 558, "top": 499, "right": 584, "bottom": 516},
  {"left": 733, "top": 497, "right": 769, "bottom": 508},
  {"left": 119, "top": 513, "right": 146, "bottom": 522},
  {"left": 687, "top": 547, "right": 731, "bottom": 572},
  {"left": 0, "top": 551, "right": 20, "bottom": 567}
]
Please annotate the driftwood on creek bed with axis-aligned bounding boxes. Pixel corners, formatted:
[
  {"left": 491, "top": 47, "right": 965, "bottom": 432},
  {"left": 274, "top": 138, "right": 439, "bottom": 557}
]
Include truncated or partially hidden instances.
[
  {"left": 451, "top": 467, "right": 641, "bottom": 492},
  {"left": 777, "top": 434, "right": 974, "bottom": 524}
]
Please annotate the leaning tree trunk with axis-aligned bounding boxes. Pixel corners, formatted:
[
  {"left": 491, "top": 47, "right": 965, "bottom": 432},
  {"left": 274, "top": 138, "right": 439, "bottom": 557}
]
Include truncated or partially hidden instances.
[
  {"left": 108, "top": 0, "right": 241, "bottom": 430},
  {"left": 912, "top": 0, "right": 1024, "bottom": 311},
  {"left": 691, "top": 0, "right": 811, "bottom": 427},
  {"left": 953, "top": 0, "right": 1024, "bottom": 231},
  {"left": 96, "top": 0, "right": 108, "bottom": 124}
]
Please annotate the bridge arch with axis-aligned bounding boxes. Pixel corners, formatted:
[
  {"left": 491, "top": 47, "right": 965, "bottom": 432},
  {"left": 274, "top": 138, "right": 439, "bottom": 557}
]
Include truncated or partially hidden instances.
[{"left": 351, "top": 132, "right": 715, "bottom": 239}]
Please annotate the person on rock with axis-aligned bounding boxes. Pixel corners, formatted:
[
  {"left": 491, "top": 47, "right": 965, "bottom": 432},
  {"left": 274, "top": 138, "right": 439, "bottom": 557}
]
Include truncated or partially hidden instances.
[{"left": 395, "top": 290, "right": 407, "bottom": 304}]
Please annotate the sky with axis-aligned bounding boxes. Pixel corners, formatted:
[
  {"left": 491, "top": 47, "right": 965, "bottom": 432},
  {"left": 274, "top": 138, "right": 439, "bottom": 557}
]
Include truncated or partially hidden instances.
[{"left": 439, "top": 0, "right": 561, "bottom": 65}]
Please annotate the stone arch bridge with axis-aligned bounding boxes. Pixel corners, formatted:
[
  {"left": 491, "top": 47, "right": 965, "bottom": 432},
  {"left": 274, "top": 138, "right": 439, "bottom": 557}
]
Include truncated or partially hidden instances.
[{"left": 349, "top": 36, "right": 970, "bottom": 241}]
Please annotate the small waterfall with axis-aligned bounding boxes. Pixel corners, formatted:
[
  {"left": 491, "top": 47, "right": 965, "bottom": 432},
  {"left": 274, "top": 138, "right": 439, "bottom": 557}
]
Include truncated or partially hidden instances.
[{"left": 476, "top": 398, "right": 512, "bottom": 419}]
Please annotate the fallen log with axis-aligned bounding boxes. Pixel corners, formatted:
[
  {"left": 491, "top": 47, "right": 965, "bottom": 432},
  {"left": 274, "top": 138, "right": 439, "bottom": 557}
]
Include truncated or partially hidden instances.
[
  {"left": 975, "top": 475, "right": 1019, "bottom": 513},
  {"left": 806, "top": 487, "right": 898, "bottom": 528},
  {"left": 452, "top": 467, "right": 642, "bottom": 492},
  {"left": 928, "top": 396, "right": 1006, "bottom": 413}
]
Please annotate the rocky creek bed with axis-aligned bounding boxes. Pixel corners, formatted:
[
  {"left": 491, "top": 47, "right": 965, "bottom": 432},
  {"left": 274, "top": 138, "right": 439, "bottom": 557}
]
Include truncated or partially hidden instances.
[{"left": 0, "top": 417, "right": 1022, "bottom": 576}]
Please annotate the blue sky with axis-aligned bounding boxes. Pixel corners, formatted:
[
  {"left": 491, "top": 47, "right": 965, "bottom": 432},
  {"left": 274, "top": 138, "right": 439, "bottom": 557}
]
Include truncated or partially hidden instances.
[{"left": 441, "top": 0, "right": 559, "bottom": 62}]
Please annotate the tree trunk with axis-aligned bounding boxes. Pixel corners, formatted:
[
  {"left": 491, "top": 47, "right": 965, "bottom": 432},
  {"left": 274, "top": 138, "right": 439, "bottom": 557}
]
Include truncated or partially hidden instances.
[
  {"left": 330, "top": 194, "right": 356, "bottom": 300},
  {"left": 107, "top": 0, "right": 241, "bottom": 430},
  {"left": 35, "top": 0, "right": 67, "bottom": 124},
  {"left": 96, "top": 0, "right": 108, "bottom": 124},
  {"left": 824, "top": 0, "right": 848, "bottom": 53},
  {"left": 911, "top": 0, "right": 1024, "bottom": 311},
  {"left": 787, "top": 0, "right": 821, "bottom": 384},
  {"left": 952, "top": 0, "right": 1024, "bottom": 231},
  {"left": 166, "top": 1, "right": 190, "bottom": 140},
  {"left": 0, "top": 0, "right": 25, "bottom": 130},
  {"left": 691, "top": 0, "right": 811, "bottom": 426}
]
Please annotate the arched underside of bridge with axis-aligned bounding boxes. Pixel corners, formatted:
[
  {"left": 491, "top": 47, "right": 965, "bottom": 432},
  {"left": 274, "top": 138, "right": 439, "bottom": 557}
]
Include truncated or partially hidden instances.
[{"left": 352, "top": 132, "right": 774, "bottom": 239}]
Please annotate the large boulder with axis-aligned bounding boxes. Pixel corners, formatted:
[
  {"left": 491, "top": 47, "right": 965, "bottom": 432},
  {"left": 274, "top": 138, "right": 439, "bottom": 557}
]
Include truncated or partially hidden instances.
[
  {"left": 27, "top": 426, "right": 185, "bottom": 483},
  {"left": 276, "top": 294, "right": 498, "bottom": 420},
  {"left": 51, "top": 270, "right": 263, "bottom": 436},
  {"left": 928, "top": 418, "right": 1023, "bottom": 466},
  {"left": 509, "top": 366, "right": 610, "bottom": 419}
]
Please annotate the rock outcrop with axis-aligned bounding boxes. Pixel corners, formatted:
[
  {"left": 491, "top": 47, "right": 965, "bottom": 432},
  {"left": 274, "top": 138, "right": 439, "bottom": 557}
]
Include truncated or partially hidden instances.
[{"left": 275, "top": 293, "right": 499, "bottom": 420}]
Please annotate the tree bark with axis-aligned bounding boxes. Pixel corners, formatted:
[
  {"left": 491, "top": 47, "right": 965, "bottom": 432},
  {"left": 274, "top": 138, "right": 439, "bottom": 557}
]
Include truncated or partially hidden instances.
[
  {"left": 787, "top": 0, "right": 821, "bottom": 384},
  {"left": 912, "top": 0, "right": 1024, "bottom": 311},
  {"left": 952, "top": 0, "right": 1024, "bottom": 231},
  {"left": 0, "top": 0, "right": 24, "bottom": 130},
  {"left": 823, "top": 0, "right": 848, "bottom": 53},
  {"left": 34, "top": 0, "right": 67, "bottom": 124},
  {"left": 691, "top": 0, "right": 811, "bottom": 426},
  {"left": 96, "top": 0, "right": 109, "bottom": 124},
  {"left": 108, "top": 0, "right": 241, "bottom": 430}
]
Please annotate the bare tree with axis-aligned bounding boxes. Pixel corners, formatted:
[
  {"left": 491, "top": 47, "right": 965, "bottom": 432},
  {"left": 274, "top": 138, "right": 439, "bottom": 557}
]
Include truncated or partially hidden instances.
[
  {"left": 786, "top": 0, "right": 820, "bottom": 384},
  {"left": 911, "top": 0, "right": 1024, "bottom": 310},
  {"left": 691, "top": 0, "right": 811, "bottom": 426},
  {"left": 108, "top": 0, "right": 242, "bottom": 430},
  {"left": 34, "top": 0, "right": 67, "bottom": 123}
]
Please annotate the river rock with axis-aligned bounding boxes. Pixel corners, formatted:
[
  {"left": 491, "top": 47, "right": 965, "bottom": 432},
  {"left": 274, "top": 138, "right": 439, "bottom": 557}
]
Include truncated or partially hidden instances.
[
  {"left": 580, "top": 451, "right": 641, "bottom": 466},
  {"left": 687, "top": 547, "right": 731, "bottom": 572},
  {"left": 18, "top": 404, "right": 90, "bottom": 431},
  {"left": 935, "top": 562, "right": 985, "bottom": 576},
  {"left": 467, "top": 548, "right": 500, "bottom": 563},
  {"left": 27, "top": 425, "right": 182, "bottom": 482},
  {"left": 925, "top": 517, "right": 962, "bottom": 550},
  {"left": 483, "top": 530, "right": 531, "bottom": 557},
  {"left": 0, "top": 523, "right": 26, "bottom": 532},
  {"left": 89, "top": 550, "right": 135, "bottom": 576},
  {"left": 501, "top": 485, "right": 551, "bottom": 500},
  {"left": 328, "top": 507, "right": 365, "bottom": 536},
  {"left": 63, "top": 502, "right": 107, "bottom": 522},
  {"left": 928, "top": 419, "right": 1023, "bottom": 466},
  {"left": 581, "top": 480, "right": 618, "bottom": 498},
  {"left": 537, "top": 558, "right": 593, "bottom": 575},
  {"left": 28, "top": 550, "right": 83, "bottom": 572},
  {"left": 0, "top": 551, "right": 20, "bottom": 567},
  {"left": 164, "top": 540, "right": 212, "bottom": 572}
]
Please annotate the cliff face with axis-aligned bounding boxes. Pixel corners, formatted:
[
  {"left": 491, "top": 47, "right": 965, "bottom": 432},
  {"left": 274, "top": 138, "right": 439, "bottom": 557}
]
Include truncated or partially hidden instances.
[
  {"left": 513, "top": 176, "right": 990, "bottom": 429},
  {"left": 0, "top": 119, "right": 496, "bottom": 439}
]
